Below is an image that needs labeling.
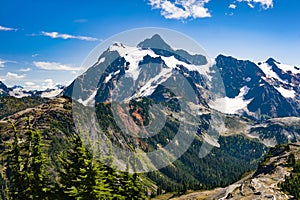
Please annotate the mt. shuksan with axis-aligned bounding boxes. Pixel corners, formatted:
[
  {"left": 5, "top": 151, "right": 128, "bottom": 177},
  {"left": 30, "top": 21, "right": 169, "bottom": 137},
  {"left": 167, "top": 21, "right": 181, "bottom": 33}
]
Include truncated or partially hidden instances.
[
  {"left": 64, "top": 34, "right": 216, "bottom": 107},
  {"left": 64, "top": 34, "right": 300, "bottom": 120}
]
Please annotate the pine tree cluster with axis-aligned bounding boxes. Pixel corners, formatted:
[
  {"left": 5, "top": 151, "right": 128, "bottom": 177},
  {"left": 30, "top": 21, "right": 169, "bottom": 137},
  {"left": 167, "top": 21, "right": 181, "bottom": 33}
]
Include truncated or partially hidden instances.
[{"left": 0, "top": 120, "right": 147, "bottom": 200}]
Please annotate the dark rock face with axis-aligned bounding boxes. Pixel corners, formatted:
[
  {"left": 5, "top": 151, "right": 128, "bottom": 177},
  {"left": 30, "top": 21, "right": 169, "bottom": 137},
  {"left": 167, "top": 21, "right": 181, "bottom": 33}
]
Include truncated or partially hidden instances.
[
  {"left": 215, "top": 55, "right": 300, "bottom": 120},
  {"left": 0, "top": 81, "right": 9, "bottom": 96}
]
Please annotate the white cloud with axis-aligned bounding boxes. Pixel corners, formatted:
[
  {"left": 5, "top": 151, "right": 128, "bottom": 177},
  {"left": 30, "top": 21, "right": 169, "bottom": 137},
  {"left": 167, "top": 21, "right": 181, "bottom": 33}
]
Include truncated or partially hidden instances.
[
  {"left": 149, "top": 0, "right": 273, "bottom": 20},
  {"left": 248, "top": 2, "right": 255, "bottom": 8},
  {"left": 25, "top": 82, "right": 35, "bottom": 86},
  {"left": 19, "top": 68, "right": 31, "bottom": 72},
  {"left": 0, "top": 60, "right": 6, "bottom": 68},
  {"left": 229, "top": 4, "right": 237, "bottom": 9},
  {"left": 42, "top": 79, "right": 55, "bottom": 89},
  {"left": 253, "top": 0, "right": 273, "bottom": 9},
  {"left": 41, "top": 31, "right": 98, "bottom": 41},
  {"left": 23, "top": 79, "right": 59, "bottom": 90},
  {"left": 0, "top": 25, "right": 17, "bottom": 31},
  {"left": 0, "top": 59, "right": 17, "bottom": 68},
  {"left": 33, "top": 61, "right": 80, "bottom": 71},
  {"left": 149, "top": 0, "right": 211, "bottom": 20},
  {"left": 236, "top": 0, "right": 273, "bottom": 9},
  {"left": 6, "top": 72, "right": 25, "bottom": 79},
  {"left": 44, "top": 79, "right": 53, "bottom": 83}
]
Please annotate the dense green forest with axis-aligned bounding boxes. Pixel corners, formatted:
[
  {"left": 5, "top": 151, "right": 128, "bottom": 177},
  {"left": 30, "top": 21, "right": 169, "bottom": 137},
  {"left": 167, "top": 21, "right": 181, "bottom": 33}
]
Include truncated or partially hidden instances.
[
  {"left": 0, "top": 120, "right": 147, "bottom": 200},
  {"left": 96, "top": 101, "right": 267, "bottom": 193},
  {"left": 146, "top": 135, "right": 267, "bottom": 193}
]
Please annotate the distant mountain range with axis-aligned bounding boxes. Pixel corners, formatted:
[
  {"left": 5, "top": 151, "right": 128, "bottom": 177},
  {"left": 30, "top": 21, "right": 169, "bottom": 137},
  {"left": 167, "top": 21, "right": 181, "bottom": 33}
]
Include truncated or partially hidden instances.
[{"left": 0, "top": 82, "right": 64, "bottom": 99}]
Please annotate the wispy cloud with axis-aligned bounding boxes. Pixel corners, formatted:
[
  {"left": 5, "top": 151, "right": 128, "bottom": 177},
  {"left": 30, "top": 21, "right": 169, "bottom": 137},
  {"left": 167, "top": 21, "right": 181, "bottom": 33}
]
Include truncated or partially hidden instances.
[
  {"left": 23, "top": 79, "right": 60, "bottom": 90},
  {"left": 0, "top": 59, "right": 15, "bottom": 67},
  {"left": 0, "top": 60, "right": 6, "bottom": 68},
  {"left": 235, "top": 0, "right": 273, "bottom": 9},
  {"left": 25, "top": 81, "right": 35, "bottom": 86},
  {"left": 6, "top": 72, "right": 25, "bottom": 79},
  {"left": 41, "top": 31, "right": 98, "bottom": 41},
  {"left": 149, "top": 0, "right": 211, "bottom": 20},
  {"left": 33, "top": 61, "right": 80, "bottom": 71},
  {"left": 0, "top": 25, "right": 17, "bottom": 31},
  {"left": 42, "top": 79, "right": 56, "bottom": 89},
  {"left": 19, "top": 68, "right": 31, "bottom": 72}
]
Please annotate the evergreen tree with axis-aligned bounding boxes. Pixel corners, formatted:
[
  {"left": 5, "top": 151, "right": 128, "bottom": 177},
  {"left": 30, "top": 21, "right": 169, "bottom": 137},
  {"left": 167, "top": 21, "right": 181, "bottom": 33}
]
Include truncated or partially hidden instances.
[
  {"left": 279, "top": 158, "right": 300, "bottom": 199},
  {"left": 287, "top": 153, "right": 296, "bottom": 167},
  {"left": 5, "top": 121, "right": 28, "bottom": 199},
  {"left": 26, "top": 129, "right": 50, "bottom": 199},
  {"left": 2, "top": 120, "right": 148, "bottom": 199},
  {"left": 119, "top": 171, "right": 147, "bottom": 200},
  {"left": 118, "top": 159, "right": 147, "bottom": 200},
  {"left": 0, "top": 172, "right": 8, "bottom": 200},
  {"left": 97, "top": 139, "right": 124, "bottom": 199},
  {"left": 4, "top": 121, "right": 50, "bottom": 200},
  {"left": 58, "top": 135, "right": 111, "bottom": 199}
]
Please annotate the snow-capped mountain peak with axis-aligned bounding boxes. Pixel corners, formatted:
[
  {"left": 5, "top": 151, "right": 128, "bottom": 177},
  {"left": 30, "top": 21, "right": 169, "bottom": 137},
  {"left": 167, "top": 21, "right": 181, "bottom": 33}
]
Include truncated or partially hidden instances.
[
  {"left": 109, "top": 43, "right": 159, "bottom": 81},
  {"left": 257, "top": 58, "right": 298, "bottom": 99},
  {"left": 266, "top": 58, "right": 300, "bottom": 75},
  {"left": 137, "top": 34, "right": 173, "bottom": 51},
  {"left": 64, "top": 36, "right": 300, "bottom": 121},
  {"left": 11, "top": 85, "right": 24, "bottom": 90},
  {"left": 213, "top": 55, "right": 300, "bottom": 119},
  {"left": 65, "top": 34, "right": 215, "bottom": 106}
]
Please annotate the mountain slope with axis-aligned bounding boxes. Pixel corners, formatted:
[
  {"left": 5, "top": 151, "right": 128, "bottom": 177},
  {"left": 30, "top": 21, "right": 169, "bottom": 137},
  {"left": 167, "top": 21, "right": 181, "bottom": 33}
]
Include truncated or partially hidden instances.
[
  {"left": 1, "top": 96, "right": 299, "bottom": 196},
  {"left": 0, "top": 96, "right": 47, "bottom": 119},
  {"left": 0, "top": 97, "right": 269, "bottom": 193}
]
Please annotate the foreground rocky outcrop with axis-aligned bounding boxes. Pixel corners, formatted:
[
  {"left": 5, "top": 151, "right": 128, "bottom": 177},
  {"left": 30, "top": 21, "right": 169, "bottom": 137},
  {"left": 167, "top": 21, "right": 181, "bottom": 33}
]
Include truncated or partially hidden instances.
[{"left": 171, "top": 143, "right": 300, "bottom": 200}]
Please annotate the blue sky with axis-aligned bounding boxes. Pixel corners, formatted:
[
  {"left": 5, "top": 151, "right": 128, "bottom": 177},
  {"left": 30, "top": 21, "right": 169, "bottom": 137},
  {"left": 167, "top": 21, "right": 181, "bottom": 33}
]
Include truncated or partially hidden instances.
[{"left": 0, "top": 0, "right": 299, "bottom": 90}]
